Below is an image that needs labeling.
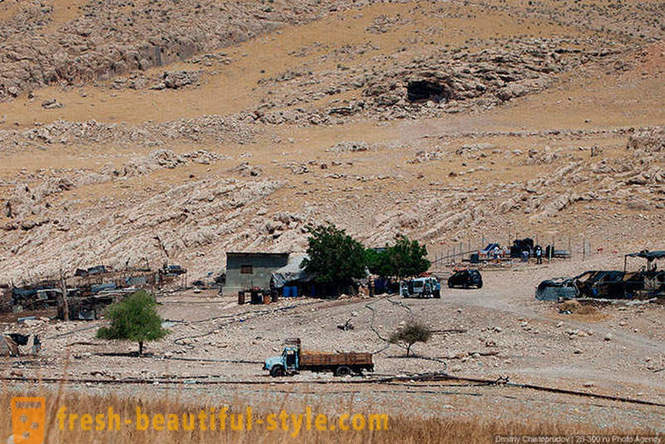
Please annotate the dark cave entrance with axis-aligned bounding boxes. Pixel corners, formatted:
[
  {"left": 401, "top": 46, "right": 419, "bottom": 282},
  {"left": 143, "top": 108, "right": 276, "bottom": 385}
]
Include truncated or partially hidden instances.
[{"left": 407, "top": 80, "right": 450, "bottom": 103}]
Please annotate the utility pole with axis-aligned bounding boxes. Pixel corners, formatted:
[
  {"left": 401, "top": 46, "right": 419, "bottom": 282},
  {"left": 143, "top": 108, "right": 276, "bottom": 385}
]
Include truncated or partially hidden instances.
[{"left": 59, "top": 268, "right": 69, "bottom": 321}]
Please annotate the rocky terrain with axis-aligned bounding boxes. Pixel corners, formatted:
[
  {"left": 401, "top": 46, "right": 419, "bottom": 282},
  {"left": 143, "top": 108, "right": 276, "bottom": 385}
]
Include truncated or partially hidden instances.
[
  {"left": 1, "top": 0, "right": 665, "bottom": 432},
  {"left": 0, "top": 0, "right": 379, "bottom": 101},
  {"left": 1, "top": 117, "right": 663, "bottom": 283},
  {"left": 0, "top": 1, "right": 664, "bottom": 283}
]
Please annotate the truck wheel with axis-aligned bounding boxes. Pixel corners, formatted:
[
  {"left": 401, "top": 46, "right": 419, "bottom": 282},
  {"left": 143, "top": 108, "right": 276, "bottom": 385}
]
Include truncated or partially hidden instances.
[
  {"left": 335, "top": 366, "right": 352, "bottom": 377},
  {"left": 270, "top": 366, "right": 285, "bottom": 377}
]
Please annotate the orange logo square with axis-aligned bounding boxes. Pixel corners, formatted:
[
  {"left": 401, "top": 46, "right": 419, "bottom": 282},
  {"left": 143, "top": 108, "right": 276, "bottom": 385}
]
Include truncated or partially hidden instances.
[{"left": 11, "top": 397, "right": 45, "bottom": 444}]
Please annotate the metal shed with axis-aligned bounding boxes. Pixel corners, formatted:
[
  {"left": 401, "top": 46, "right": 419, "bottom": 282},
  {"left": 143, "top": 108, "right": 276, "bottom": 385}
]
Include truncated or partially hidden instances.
[{"left": 222, "top": 252, "right": 290, "bottom": 295}]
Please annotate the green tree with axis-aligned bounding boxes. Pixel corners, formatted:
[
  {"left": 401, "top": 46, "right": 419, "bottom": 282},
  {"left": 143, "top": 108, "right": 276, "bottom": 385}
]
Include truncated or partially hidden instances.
[
  {"left": 365, "top": 248, "right": 393, "bottom": 277},
  {"left": 97, "top": 290, "right": 168, "bottom": 356},
  {"left": 301, "top": 223, "right": 367, "bottom": 295},
  {"left": 387, "top": 235, "right": 430, "bottom": 279},
  {"left": 389, "top": 320, "right": 432, "bottom": 357}
]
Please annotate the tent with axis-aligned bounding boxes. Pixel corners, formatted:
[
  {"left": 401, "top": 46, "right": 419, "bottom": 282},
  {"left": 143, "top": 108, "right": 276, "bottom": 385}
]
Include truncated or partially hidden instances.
[{"left": 270, "top": 254, "right": 312, "bottom": 289}]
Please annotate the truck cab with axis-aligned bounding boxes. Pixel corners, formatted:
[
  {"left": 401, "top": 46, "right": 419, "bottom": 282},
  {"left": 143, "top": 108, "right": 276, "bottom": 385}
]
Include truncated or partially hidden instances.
[{"left": 264, "top": 344, "right": 299, "bottom": 377}]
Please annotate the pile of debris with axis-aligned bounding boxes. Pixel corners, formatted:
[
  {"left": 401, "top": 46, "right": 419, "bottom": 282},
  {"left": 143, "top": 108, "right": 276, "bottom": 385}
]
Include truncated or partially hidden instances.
[
  {"left": 536, "top": 250, "right": 665, "bottom": 301},
  {"left": 0, "top": 333, "right": 40, "bottom": 357},
  {"left": 3, "top": 263, "right": 187, "bottom": 320}
]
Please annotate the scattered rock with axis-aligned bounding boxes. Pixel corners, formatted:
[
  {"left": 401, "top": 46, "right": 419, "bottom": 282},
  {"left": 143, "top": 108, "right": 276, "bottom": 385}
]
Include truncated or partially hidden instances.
[{"left": 41, "top": 99, "right": 63, "bottom": 109}]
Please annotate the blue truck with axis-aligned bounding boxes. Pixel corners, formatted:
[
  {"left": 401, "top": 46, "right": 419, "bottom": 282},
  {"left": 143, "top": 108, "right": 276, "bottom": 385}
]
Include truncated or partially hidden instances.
[{"left": 264, "top": 338, "right": 374, "bottom": 377}]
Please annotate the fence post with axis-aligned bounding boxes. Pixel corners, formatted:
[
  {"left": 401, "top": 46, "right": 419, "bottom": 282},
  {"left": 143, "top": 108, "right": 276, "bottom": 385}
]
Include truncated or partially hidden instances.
[
  {"left": 568, "top": 237, "right": 572, "bottom": 260},
  {"left": 582, "top": 238, "right": 586, "bottom": 261}
]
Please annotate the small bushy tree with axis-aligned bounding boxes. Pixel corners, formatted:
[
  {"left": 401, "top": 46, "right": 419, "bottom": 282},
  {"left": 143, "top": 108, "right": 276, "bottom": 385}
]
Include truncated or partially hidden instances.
[
  {"left": 301, "top": 223, "right": 367, "bottom": 295},
  {"left": 389, "top": 320, "right": 432, "bottom": 357},
  {"left": 365, "top": 248, "right": 393, "bottom": 277},
  {"left": 367, "top": 235, "right": 431, "bottom": 279},
  {"left": 389, "top": 235, "right": 430, "bottom": 279},
  {"left": 97, "top": 290, "right": 168, "bottom": 356}
]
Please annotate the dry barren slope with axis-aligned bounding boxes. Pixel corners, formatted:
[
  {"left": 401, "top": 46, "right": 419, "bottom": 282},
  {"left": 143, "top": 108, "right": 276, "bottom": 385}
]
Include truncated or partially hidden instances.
[{"left": 0, "top": 0, "right": 664, "bottom": 283}]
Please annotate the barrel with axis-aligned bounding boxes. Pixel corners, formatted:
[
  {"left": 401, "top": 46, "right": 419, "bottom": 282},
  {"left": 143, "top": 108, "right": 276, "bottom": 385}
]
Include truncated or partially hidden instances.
[
  {"left": 237, "top": 291, "right": 245, "bottom": 305},
  {"left": 271, "top": 292, "right": 279, "bottom": 303},
  {"left": 282, "top": 287, "right": 290, "bottom": 298},
  {"left": 263, "top": 293, "right": 271, "bottom": 305},
  {"left": 292, "top": 286, "right": 298, "bottom": 298}
]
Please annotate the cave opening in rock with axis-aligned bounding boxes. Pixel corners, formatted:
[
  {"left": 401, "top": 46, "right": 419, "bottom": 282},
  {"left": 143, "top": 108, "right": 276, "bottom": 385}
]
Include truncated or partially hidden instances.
[{"left": 407, "top": 80, "right": 449, "bottom": 103}]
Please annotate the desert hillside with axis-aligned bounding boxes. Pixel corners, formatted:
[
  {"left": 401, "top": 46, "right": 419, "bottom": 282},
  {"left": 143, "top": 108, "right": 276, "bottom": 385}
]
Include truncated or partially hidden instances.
[{"left": 1, "top": 0, "right": 664, "bottom": 282}]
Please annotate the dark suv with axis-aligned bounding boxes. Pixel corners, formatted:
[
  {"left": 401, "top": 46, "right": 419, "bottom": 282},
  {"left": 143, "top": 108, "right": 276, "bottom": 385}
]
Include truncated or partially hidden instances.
[{"left": 448, "top": 269, "right": 483, "bottom": 289}]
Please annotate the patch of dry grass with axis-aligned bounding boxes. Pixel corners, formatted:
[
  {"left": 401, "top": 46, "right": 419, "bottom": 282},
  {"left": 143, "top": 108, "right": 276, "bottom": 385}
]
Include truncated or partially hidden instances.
[
  {"left": 0, "top": 384, "right": 653, "bottom": 443},
  {"left": 556, "top": 299, "right": 611, "bottom": 322},
  {"left": 559, "top": 300, "right": 598, "bottom": 315}
]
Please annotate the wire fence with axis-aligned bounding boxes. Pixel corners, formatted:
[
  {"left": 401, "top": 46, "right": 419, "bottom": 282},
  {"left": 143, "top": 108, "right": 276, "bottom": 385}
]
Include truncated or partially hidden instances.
[{"left": 428, "top": 234, "right": 600, "bottom": 269}]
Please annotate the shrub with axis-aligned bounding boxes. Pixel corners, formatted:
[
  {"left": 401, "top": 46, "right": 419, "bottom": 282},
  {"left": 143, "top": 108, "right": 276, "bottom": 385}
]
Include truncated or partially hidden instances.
[{"left": 389, "top": 320, "right": 433, "bottom": 357}]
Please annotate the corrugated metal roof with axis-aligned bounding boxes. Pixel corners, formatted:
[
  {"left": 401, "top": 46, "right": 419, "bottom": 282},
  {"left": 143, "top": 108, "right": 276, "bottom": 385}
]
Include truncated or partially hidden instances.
[
  {"left": 626, "top": 250, "right": 665, "bottom": 260},
  {"left": 226, "top": 252, "right": 290, "bottom": 257}
]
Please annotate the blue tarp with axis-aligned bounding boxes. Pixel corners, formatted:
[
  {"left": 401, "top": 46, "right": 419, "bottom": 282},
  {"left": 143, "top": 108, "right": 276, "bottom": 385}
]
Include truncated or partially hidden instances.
[
  {"left": 271, "top": 254, "right": 311, "bottom": 289},
  {"left": 126, "top": 276, "right": 147, "bottom": 286},
  {"left": 13, "top": 288, "right": 37, "bottom": 298},
  {"left": 91, "top": 282, "right": 116, "bottom": 293}
]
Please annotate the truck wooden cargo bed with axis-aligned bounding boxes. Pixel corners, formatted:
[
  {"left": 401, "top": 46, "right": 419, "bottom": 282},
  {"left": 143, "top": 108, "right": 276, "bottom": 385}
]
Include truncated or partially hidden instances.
[{"left": 300, "top": 351, "right": 373, "bottom": 367}]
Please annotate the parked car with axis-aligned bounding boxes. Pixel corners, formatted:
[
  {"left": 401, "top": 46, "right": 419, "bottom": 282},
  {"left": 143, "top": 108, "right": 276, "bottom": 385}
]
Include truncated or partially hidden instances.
[
  {"left": 400, "top": 277, "right": 441, "bottom": 298},
  {"left": 535, "top": 276, "right": 578, "bottom": 301},
  {"left": 448, "top": 269, "right": 483, "bottom": 289}
]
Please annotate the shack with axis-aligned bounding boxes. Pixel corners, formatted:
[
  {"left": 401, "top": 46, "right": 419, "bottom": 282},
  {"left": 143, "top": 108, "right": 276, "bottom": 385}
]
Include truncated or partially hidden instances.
[
  {"left": 3, "top": 265, "right": 164, "bottom": 317},
  {"left": 223, "top": 252, "right": 289, "bottom": 295}
]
